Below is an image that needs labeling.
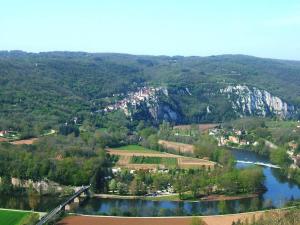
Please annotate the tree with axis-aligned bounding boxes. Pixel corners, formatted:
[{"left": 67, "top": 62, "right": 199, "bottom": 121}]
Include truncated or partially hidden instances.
[
  {"left": 91, "top": 167, "right": 109, "bottom": 193},
  {"left": 194, "top": 135, "right": 218, "bottom": 159},
  {"left": 174, "top": 174, "right": 187, "bottom": 199},
  {"left": 109, "top": 179, "right": 117, "bottom": 194},
  {"left": 129, "top": 178, "right": 138, "bottom": 195},
  {"left": 270, "top": 148, "right": 290, "bottom": 166},
  {"left": 190, "top": 177, "right": 201, "bottom": 198},
  {"left": 117, "top": 182, "right": 128, "bottom": 195},
  {"left": 19, "top": 213, "right": 39, "bottom": 225},
  {"left": 190, "top": 217, "right": 205, "bottom": 225},
  {"left": 146, "top": 134, "right": 159, "bottom": 150},
  {"left": 159, "top": 122, "right": 172, "bottom": 139},
  {"left": 129, "top": 178, "right": 147, "bottom": 195},
  {"left": 294, "top": 143, "right": 300, "bottom": 154},
  {"left": 59, "top": 124, "right": 79, "bottom": 137}
]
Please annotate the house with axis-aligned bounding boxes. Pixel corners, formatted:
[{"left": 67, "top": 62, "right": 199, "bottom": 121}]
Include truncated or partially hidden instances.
[
  {"left": 0, "top": 130, "right": 8, "bottom": 137},
  {"left": 234, "top": 130, "right": 242, "bottom": 136},
  {"left": 288, "top": 141, "right": 298, "bottom": 151},
  {"left": 239, "top": 140, "right": 249, "bottom": 145},
  {"left": 228, "top": 136, "right": 239, "bottom": 144},
  {"left": 218, "top": 136, "right": 228, "bottom": 146},
  {"left": 112, "top": 168, "right": 121, "bottom": 174}
]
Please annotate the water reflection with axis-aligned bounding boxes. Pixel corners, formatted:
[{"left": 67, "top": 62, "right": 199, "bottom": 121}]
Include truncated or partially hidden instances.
[{"left": 0, "top": 194, "right": 66, "bottom": 212}]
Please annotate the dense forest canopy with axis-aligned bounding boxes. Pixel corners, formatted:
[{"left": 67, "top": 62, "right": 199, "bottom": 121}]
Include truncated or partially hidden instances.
[{"left": 1, "top": 51, "right": 300, "bottom": 134}]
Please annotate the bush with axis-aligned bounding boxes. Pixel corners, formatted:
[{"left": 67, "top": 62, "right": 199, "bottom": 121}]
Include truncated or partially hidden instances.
[
  {"left": 190, "top": 217, "right": 206, "bottom": 225},
  {"left": 19, "top": 213, "right": 39, "bottom": 225}
]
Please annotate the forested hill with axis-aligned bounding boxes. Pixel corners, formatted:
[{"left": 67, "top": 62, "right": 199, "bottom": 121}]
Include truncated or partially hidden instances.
[{"left": 1, "top": 51, "right": 300, "bottom": 135}]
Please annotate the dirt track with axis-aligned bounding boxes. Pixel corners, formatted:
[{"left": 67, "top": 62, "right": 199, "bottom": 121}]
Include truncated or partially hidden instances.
[
  {"left": 0, "top": 137, "right": 8, "bottom": 142},
  {"left": 57, "top": 210, "right": 266, "bottom": 225},
  {"left": 11, "top": 138, "right": 38, "bottom": 145}
]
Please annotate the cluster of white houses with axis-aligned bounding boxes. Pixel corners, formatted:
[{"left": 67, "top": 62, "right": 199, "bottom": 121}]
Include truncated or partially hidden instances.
[{"left": 102, "top": 87, "right": 163, "bottom": 116}]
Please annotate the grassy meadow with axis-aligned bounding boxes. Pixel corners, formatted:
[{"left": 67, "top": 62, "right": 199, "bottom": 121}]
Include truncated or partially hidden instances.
[{"left": 0, "top": 209, "right": 34, "bottom": 225}]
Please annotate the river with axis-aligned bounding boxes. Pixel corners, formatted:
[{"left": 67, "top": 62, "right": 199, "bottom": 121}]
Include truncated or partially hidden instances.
[{"left": 1, "top": 149, "right": 300, "bottom": 216}]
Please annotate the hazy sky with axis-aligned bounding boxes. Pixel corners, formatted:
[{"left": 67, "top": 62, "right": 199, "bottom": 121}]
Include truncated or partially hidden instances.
[{"left": 1, "top": 0, "right": 300, "bottom": 60}]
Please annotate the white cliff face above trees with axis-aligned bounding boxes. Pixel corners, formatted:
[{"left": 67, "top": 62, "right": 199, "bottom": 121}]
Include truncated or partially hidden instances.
[
  {"left": 100, "top": 85, "right": 297, "bottom": 123},
  {"left": 221, "top": 85, "right": 296, "bottom": 118},
  {"left": 101, "top": 86, "right": 180, "bottom": 122},
  {"left": 103, "top": 86, "right": 168, "bottom": 116}
]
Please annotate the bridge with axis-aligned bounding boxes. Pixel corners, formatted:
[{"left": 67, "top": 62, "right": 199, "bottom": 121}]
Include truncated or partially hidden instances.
[
  {"left": 236, "top": 160, "right": 280, "bottom": 169},
  {"left": 36, "top": 185, "right": 90, "bottom": 225}
]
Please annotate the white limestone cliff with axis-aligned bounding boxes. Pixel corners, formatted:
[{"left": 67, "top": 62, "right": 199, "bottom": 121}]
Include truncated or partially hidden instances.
[{"left": 221, "top": 85, "right": 295, "bottom": 118}]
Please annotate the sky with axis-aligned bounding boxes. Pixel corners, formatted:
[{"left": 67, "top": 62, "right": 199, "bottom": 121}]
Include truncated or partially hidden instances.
[{"left": 1, "top": 0, "right": 300, "bottom": 60}]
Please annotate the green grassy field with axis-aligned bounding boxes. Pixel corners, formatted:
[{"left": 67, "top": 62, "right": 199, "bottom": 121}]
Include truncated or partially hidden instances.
[
  {"left": 130, "top": 156, "right": 178, "bottom": 167},
  {"left": 114, "top": 145, "right": 159, "bottom": 153},
  {"left": 0, "top": 209, "right": 31, "bottom": 225}
]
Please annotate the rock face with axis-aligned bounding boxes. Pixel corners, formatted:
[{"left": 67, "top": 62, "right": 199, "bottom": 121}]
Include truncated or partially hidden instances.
[
  {"left": 221, "top": 85, "right": 296, "bottom": 118},
  {"left": 103, "top": 86, "right": 181, "bottom": 122},
  {"left": 100, "top": 85, "right": 296, "bottom": 123},
  {"left": 150, "top": 104, "right": 180, "bottom": 122},
  {"left": 10, "top": 177, "right": 64, "bottom": 193}
]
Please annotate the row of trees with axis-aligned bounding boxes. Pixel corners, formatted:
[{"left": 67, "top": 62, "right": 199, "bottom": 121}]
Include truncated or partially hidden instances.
[{"left": 107, "top": 166, "right": 264, "bottom": 199}]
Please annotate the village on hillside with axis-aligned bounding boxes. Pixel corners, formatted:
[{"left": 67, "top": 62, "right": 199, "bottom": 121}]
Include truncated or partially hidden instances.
[{"left": 207, "top": 121, "right": 300, "bottom": 168}]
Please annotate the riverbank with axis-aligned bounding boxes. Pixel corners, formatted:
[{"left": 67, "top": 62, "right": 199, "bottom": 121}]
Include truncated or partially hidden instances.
[
  {"left": 93, "top": 192, "right": 259, "bottom": 202},
  {"left": 57, "top": 207, "right": 296, "bottom": 225}
]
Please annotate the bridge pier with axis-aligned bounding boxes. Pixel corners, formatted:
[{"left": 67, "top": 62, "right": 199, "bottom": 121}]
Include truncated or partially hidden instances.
[
  {"left": 80, "top": 189, "right": 90, "bottom": 197},
  {"left": 64, "top": 204, "right": 71, "bottom": 211},
  {"left": 74, "top": 197, "right": 80, "bottom": 203}
]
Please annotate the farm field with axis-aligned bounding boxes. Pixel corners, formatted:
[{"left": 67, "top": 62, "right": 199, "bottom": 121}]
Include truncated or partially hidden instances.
[
  {"left": 178, "top": 157, "right": 215, "bottom": 169},
  {"left": 158, "top": 140, "right": 195, "bottom": 154},
  {"left": 0, "top": 209, "right": 32, "bottom": 225},
  {"left": 174, "top": 123, "right": 220, "bottom": 133},
  {"left": 114, "top": 145, "right": 159, "bottom": 153},
  {"left": 107, "top": 149, "right": 180, "bottom": 158},
  {"left": 108, "top": 145, "right": 215, "bottom": 169},
  {"left": 130, "top": 156, "right": 178, "bottom": 167}
]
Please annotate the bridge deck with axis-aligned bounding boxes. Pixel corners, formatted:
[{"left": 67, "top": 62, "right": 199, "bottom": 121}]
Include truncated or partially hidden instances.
[{"left": 37, "top": 185, "right": 90, "bottom": 225}]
